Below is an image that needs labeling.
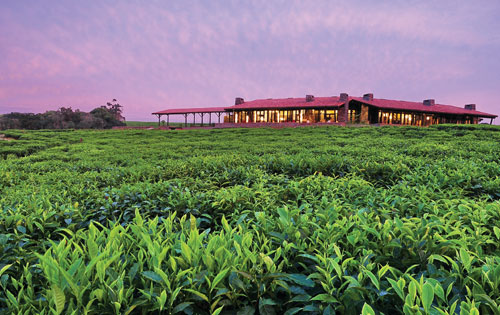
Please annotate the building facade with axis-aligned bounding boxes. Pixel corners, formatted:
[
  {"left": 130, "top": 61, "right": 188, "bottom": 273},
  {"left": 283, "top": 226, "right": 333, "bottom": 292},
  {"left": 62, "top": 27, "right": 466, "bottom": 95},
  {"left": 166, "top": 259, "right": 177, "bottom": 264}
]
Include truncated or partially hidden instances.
[
  {"left": 152, "top": 93, "right": 497, "bottom": 126},
  {"left": 225, "top": 93, "right": 496, "bottom": 126}
]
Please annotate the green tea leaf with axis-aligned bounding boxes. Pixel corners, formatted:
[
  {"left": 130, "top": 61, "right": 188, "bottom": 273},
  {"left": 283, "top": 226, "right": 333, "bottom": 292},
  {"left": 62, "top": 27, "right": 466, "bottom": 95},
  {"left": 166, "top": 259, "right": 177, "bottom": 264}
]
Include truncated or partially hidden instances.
[
  {"left": 211, "top": 268, "right": 230, "bottom": 291},
  {"left": 259, "top": 298, "right": 277, "bottom": 315},
  {"left": 6, "top": 290, "right": 18, "bottom": 308},
  {"left": 142, "top": 271, "right": 163, "bottom": 283},
  {"left": 460, "top": 248, "right": 472, "bottom": 271},
  {"left": 361, "top": 303, "right": 376, "bottom": 315},
  {"left": 212, "top": 306, "right": 224, "bottom": 315},
  {"left": 172, "top": 302, "right": 193, "bottom": 314},
  {"left": 408, "top": 281, "right": 417, "bottom": 304},
  {"left": 422, "top": 282, "right": 434, "bottom": 313},
  {"left": 181, "top": 242, "right": 192, "bottom": 264},
  {"left": 88, "top": 240, "right": 98, "bottom": 259},
  {"left": 434, "top": 283, "right": 445, "bottom": 302},
  {"left": 285, "top": 273, "right": 315, "bottom": 288},
  {"left": 323, "top": 305, "right": 335, "bottom": 315},
  {"left": 284, "top": 307, "right": 303, "bottom": 315},
  {"left": 0, "top": 264, "right": 12, "bottom": 278},
  {"left": 157, "top": 290, "right": 167, "bottom": 311},
  {"left": 494, "top": 227, "right": 500, "bottom": 240},
  {"left": 388, "top": 278, "right": 404, "bottom": 300},
  {"left": 185, "top": 289, "right": 209, "bottom": 302},
  {"left": 221, "top": 216, "right": 231, "bottom": 234},
  {"left": 365, "top": 270, "right": 380, "bottom": 291},
  {"left": 311, "top": 294, "right": 338, "bottom": 303},
  {"left": 17, "top": 225, "right": 26, "bottom": 234},
  {"left": 52, "top": 285, "right": 66, "bottom": 315}
]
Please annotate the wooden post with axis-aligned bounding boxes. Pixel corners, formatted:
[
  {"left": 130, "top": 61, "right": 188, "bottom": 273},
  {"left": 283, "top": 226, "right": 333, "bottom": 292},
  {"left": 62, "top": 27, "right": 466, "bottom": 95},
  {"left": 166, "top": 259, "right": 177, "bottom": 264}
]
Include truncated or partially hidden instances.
[
  {"left": 491, "top": 118, "right": 494, "bottom": 125},
  {"left": 217, "top": 112, "right": 221, "bottom": 124},
  {"left": 167, "top": 114, "right": 169, "bottom": 126},
  {"left": 209, "top": 113, "right": 212, "bottom": 125},
  {"left": 157, "top": 114, "right": 161, "bottom": 127},
  {"left": 193, "top": 113, "right": 196, "bottom": 126},
  {"left": 200, "top": 113, "right": 204, "bottom": 126},
  {"left": 184, "top": 114, "right": 188, "bottom": 127}
]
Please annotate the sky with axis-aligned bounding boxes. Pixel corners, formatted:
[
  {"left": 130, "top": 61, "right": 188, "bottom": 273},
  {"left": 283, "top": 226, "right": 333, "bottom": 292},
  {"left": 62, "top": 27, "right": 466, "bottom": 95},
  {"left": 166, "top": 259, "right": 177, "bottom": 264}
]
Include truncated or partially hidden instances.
[{"left": 1, "top": 0, "right": 499, "bottom": 121}]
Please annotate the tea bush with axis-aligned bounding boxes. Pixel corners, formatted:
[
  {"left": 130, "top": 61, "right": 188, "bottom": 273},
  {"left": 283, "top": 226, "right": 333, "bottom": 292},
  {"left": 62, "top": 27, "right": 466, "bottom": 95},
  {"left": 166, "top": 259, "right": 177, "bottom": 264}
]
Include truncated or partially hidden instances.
[{"left": 1, "top": 125, "right": 500, "bottom": 314}]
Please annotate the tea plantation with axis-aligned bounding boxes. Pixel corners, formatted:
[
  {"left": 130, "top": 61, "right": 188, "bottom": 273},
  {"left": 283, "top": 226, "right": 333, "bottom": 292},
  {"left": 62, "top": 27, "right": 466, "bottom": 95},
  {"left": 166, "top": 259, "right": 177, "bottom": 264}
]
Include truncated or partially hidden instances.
[{"left": 1, "top": 125, "right": 500, "bottom": 314}]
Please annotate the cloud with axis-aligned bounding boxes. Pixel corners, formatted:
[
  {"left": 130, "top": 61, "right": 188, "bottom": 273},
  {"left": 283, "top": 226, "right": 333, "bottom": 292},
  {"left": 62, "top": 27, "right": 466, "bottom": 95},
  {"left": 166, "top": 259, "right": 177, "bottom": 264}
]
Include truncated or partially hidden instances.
[
  {"left": 264, "top": 2, "right": 494, "bottom": 46},
  {"left": 0, "top": 0, "right": 498, "bottom": 120}
]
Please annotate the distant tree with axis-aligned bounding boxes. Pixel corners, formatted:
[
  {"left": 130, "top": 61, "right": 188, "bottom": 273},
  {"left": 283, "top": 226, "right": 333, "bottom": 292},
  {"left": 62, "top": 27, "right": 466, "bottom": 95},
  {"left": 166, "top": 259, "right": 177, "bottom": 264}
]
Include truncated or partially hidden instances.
[
  {"left": 107, "top": 99, "right": 125, "bottom": 122},
  {"left": 90, "top": 99, "right": 126, "bottom": 129},
  {"left": 0, "top": 115, "right": 20, "bottom": 130},
  {"left": 0, "top": 100, "right": 126, "bottom": 130},
  {"left": 59, "top": 107, "right": 82, "bottom": 125},
  {"left": 3, "top": 113, "right": 41, "bottom": 129},
  {"left": 78, "top": 112, "right": 104, "bottom": 129},
  {"left": 40, "top": 111, "right": 64, "bottom": 129}
]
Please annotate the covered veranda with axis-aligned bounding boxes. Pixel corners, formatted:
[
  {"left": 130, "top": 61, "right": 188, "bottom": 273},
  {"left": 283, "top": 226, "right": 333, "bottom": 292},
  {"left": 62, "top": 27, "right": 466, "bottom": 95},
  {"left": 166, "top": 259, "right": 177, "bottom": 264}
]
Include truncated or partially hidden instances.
[{"left": 152, "top": 107, "right": 226, "bottom": 127}]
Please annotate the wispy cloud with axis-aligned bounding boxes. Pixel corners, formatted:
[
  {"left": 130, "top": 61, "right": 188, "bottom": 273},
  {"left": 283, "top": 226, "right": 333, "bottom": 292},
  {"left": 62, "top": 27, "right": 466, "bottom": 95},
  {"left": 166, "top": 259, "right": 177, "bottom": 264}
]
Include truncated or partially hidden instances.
[
  {"left": 0, "top": 0, "right": 499, "bottom": 120},
  {"left": 267, "top": 1, "right": 496, "bottom": 46}
]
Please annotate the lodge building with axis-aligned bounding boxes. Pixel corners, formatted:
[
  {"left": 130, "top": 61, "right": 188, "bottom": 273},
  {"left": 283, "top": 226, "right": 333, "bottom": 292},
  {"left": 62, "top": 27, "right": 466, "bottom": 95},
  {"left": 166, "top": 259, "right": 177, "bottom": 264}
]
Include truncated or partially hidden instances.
[{"left": 152, "top": 93, "right": 497, "bottom": 127}]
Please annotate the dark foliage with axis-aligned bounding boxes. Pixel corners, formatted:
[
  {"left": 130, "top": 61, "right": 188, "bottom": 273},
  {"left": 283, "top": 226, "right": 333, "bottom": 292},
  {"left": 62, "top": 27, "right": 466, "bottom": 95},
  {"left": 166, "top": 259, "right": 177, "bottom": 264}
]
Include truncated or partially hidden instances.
[{"left": 0, "top": 99, "right": 126, "bottom": 130}]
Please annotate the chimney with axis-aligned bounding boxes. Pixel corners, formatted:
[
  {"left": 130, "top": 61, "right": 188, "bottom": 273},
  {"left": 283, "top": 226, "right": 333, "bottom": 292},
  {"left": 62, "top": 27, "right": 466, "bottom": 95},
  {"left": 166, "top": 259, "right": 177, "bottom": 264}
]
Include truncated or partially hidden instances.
[
  {"left": 235, "top": 97, "right": 244, "bottom": 105},
  {"left": 423, "top": 99, "right": 435, "bottom": 106},
  {"left": 306, "top": 94, "right": 315, "bottom": 102},
  {"left": 363, "top": 93, "right": 374, "bottom": 101},
  {"left": 338, "top": 93, "right": 349, "bottom": 124},
  {"left": 464, "top": 104, "right": 476, "bottom": 110}
]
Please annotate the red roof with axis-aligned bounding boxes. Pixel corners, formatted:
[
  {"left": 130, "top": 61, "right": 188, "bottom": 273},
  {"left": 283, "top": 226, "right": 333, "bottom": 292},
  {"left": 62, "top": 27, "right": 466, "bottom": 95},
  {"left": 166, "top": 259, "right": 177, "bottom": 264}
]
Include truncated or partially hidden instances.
[
  {"left": 226, "top": 96, "right": 345, "bottom": 110},
  {"left": 350, "top": 97, "right": 497, "bottom": 118},
  {"left": 152, "top": 107, "right": 226, "bottom": 115}
]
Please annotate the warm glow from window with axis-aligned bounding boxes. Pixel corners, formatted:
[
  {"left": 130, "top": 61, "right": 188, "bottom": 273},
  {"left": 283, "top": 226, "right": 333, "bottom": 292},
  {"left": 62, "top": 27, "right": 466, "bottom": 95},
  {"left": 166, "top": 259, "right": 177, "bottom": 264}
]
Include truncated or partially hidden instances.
[{"left": 426, "top": 116, "right": 430, "bottom": 120}]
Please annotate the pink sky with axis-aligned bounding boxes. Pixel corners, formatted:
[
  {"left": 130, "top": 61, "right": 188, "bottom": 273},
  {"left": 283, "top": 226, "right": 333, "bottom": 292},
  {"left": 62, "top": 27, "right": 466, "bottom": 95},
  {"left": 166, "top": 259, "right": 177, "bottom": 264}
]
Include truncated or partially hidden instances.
[{"left": 1, "top": 1, "right": 499, "bottom": 121}]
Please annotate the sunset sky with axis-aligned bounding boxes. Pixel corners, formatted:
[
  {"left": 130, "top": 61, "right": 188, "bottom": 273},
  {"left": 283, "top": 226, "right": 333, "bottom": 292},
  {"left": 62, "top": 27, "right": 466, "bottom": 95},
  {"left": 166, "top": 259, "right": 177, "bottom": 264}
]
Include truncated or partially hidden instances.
[{"left": 1, "top": 1, "right": 499, "bottom": 121}]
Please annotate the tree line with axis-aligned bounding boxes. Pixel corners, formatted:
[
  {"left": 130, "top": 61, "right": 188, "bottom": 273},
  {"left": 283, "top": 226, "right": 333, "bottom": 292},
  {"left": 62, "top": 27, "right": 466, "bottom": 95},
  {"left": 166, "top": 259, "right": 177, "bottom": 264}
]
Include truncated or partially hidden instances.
[{"left": 0, "top": 100, "right": 126, "bottom": 130}]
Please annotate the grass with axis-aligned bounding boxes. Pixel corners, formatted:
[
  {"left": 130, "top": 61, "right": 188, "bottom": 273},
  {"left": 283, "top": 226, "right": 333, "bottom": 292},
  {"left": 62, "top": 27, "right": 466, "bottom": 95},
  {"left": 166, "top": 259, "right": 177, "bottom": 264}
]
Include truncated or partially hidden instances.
[{"left": 125, "top": 121, "right": 160, "bottom": 127}]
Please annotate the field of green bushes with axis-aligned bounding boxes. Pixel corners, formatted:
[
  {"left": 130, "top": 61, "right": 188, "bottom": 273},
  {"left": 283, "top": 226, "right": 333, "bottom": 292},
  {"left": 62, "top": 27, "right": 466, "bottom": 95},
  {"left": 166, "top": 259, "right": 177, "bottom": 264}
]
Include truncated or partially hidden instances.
[{"left": 1, "top": 125, "right": 500, "bottom": 314}]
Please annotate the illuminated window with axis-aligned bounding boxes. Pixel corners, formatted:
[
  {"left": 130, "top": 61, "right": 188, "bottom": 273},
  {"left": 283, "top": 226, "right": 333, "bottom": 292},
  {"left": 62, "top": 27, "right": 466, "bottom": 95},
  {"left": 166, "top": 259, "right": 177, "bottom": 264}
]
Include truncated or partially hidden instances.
[{"left": 325, "top": 110, "right": 338, "bottom": 122}]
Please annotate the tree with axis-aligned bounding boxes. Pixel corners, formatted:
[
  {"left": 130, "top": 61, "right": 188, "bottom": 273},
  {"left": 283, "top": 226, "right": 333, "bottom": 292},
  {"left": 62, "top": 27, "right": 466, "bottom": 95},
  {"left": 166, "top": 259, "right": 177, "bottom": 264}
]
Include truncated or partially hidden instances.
[
  {"left": 0, "top": 99, "right": 126, "bottom": 130},
  {"left": 90, "top": 99, "right": 126, "bottom": 129},
  {"left": 106, "top": 99, "right": 125, "bottom": 122}
]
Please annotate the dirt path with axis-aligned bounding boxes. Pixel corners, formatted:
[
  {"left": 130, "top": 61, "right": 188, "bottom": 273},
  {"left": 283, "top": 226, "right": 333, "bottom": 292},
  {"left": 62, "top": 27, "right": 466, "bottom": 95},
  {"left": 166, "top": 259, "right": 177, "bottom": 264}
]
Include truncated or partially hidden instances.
[{"left": 0, "top": 134, "right": 15, "bottom": 141}]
